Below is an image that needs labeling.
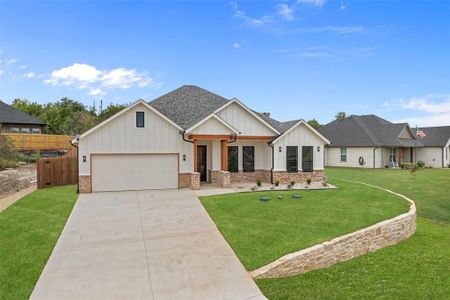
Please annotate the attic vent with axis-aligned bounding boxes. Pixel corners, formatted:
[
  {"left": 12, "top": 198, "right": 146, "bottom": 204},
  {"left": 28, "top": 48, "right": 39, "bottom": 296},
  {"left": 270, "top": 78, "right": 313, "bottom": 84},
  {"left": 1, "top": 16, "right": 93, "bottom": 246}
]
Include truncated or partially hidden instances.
[{"left": 261, "top": 112, "right": 271, "bottom": 118}]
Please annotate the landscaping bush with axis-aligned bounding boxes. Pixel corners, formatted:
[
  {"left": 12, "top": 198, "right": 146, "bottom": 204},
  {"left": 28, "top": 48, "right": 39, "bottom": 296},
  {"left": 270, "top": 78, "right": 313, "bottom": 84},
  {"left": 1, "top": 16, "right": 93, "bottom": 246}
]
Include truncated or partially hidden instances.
[
  {"left": 17, "top": 152, "right": 41, "bottom": 163},
  {"left": 0, "top": 158, "right": 17, "bottom": 170},
  {"left": 290, "top": 180, "right": 295, "bottom": 187},
  {"left": 306, "top": 178, "right": 312, "bottom": 185},
  {"left": 0, "top": 135, "right": 17, "bottom": 170},
  {"left": 274, "top": 180, "right": 280, "bottom": 187},
  {"left": 416, "top": 160, "right": 425, "bottom": 168},
  {"left": 256, "top": 179, "right": 262, "bottom": 187},
  {"left": 401, "top": 162, "right": 415, "bottom": 169}
]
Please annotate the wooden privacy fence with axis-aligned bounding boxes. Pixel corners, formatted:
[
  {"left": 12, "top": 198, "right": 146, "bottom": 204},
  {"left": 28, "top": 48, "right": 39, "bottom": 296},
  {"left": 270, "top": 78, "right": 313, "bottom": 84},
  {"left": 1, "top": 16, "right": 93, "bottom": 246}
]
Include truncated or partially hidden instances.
[
  {"left": 1, "top": 133, "right": 74, "bottom": 151},
  {"left": 37, "top": 156, "right": 78, "bottom": 188}
]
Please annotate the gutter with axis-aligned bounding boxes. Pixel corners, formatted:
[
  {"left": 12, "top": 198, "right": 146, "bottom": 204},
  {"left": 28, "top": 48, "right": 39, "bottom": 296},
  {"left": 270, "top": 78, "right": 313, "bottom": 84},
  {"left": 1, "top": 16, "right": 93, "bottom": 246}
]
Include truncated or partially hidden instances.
[
  {"left": 180, "top": 130, "right": 194, "bottom": 144},
  {"left": 373, "top": 147, "right": 378, "bottom": 169},
  {"left": 69, "top": 137, "right": 80, "bottom": 194},
  {"left": 268, "top": 142, "right": 274, "bottom": 184}
]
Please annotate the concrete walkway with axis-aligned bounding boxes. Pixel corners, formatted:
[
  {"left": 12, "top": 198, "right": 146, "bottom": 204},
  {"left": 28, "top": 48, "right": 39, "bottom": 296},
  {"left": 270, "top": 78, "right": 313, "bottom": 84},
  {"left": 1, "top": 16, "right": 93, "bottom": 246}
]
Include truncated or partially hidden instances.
[{"left": 31, "top": 189, "right": 265, "bottom": 300}]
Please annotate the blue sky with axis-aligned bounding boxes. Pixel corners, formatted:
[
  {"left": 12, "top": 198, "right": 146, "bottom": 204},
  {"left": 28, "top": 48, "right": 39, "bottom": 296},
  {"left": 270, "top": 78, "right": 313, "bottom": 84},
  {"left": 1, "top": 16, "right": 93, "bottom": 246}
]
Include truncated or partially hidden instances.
[{"left": 0, "top": 0, "right": 449, "bottom": 126}]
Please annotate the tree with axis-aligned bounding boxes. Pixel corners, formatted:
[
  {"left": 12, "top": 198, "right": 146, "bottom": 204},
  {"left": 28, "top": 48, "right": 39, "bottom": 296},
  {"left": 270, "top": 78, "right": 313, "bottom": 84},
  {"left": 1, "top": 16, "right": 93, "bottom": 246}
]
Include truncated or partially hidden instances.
[
  {"left": 335, "top": 112, "right": 346, "bottom": 120},
  {"left": 97, "top": 103, "right": 128, "bottom": 123},
  {"left": 307, "top": 119, "right": 320, "bottom": 129}
]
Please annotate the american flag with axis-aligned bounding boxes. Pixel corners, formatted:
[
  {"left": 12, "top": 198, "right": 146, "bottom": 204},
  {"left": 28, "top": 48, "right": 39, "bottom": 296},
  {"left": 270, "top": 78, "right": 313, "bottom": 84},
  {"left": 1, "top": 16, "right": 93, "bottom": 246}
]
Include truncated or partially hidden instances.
[{"left": 416, "top": 129, "right": 426, "bottom": 139}]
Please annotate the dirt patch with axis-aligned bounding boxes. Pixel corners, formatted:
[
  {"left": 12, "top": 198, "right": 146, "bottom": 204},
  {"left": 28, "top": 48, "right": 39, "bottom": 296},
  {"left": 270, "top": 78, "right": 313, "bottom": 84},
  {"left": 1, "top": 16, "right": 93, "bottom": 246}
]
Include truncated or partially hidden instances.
[{"left": 0, "top": 164, "right": 37, "bottom": 199}]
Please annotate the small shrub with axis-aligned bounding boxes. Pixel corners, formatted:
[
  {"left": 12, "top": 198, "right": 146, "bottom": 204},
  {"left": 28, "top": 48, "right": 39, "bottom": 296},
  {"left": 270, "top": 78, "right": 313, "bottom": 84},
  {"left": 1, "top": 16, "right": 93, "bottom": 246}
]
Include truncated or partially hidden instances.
[
  {"left": 0, "top": 158, "right": 17, "bottom": 170},
  {"left": 256, "top": 179, "right": 262, "bottom": 187},
  {"left": 274, "top": 180, "right": 280, "bottom": 187},
  {"left": 401, "top": 162, "right": 414, "bottom": 170},
  {"left": 306, "top": 178, "right": 312, "bottom": 185},
  {"left": 321, "top": 181, "right": 327, "bottom": 187},
  {"left": 416, "top": 160, "right": 425, "bottom": 168},
  {"left": 290, "top": 180, "right": 295, "bottom": 187},
  {"left": 287, "top": 184, "right": 292, "bottom": 189},
  {"left": 17, "top": 152, "right": 41, "bottom": 163},
  {"left": 0, "top": 135, "right": 17, "bottom": 161}
]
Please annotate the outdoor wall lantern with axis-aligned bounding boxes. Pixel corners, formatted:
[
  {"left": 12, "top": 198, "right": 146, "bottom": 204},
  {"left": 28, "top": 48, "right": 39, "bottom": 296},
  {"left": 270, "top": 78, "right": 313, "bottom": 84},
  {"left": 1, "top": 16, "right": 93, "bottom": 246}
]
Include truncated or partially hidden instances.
[
  {"left": 317, "top": 146, "right": 320, "bottom": 152},
  {"left": 278, "top": 146, "right": 282, "bottom": 153},
  {"left": 83, "top": 155, "right": 86, "bottom": 162},
  {"left": 183, "top": 154, "right": 186, "bottom": 161}
]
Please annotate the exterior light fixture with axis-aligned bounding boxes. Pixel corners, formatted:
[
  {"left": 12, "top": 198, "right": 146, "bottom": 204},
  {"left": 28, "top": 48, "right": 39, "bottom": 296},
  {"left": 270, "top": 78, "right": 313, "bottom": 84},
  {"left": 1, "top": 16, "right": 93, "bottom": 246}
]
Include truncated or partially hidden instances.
[
  {"left": 183, "top": 154, "right": 186, "bottom": 161},
  {"left": 279, "top": 146, "right": 282, "bottom": 152},
  {"left": 317, "top": 146, "right": 320, "bottom": 152},
  {"left": 83, "top": 155, "right": 86, "bottom": 162}
]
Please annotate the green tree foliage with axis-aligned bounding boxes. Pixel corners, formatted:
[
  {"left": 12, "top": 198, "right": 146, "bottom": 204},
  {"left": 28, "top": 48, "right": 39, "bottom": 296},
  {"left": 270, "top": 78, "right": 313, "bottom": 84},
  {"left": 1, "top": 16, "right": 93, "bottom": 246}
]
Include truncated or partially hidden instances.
[
  {"left": 10, "top": 98, "right": 128, "bottom": 135},
  {"left": 335, "top": 112, "right": 346, "bottom": 120},
  {"left": 307, "top": 119, "right": 321, "bottom": 129},
  {"left": 97, "top": 103, "right": 127, "bottom": 123}
]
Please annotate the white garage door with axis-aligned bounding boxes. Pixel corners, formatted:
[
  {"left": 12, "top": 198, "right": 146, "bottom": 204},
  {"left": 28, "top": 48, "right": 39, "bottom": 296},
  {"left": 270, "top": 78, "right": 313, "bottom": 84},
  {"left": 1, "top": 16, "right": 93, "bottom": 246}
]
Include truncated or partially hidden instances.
[{"left": 91, "top": 154, "right": 178, "bottom": 192}]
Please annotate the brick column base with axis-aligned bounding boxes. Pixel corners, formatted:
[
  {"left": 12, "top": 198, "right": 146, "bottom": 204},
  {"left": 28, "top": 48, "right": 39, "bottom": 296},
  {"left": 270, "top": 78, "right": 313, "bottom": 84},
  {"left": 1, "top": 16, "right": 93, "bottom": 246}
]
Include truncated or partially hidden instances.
[
  {"left": 190, "top": 172, "right": 200, "bottom": 190},
  {"left": 218, "top": 171, "right": 231, "bottom": 188},
  {"left": 79, "top": 175, "right": 92, "bottom": 193}
]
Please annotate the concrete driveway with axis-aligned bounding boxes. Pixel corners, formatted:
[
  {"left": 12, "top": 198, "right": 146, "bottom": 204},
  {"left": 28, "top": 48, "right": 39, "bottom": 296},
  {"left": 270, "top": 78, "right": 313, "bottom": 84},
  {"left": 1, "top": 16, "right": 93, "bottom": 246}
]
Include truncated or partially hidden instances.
[{"left": 31, "top": 189, "right": 265, "bottom": 300}]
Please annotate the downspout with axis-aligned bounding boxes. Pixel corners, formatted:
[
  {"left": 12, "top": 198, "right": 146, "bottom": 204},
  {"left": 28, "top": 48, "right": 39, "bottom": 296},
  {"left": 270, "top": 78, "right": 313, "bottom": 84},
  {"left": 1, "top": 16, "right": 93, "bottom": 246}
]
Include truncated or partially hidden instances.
[
  {"left": 69, "top": 137, "right": 80, "bottom": 194},
  {"left": 227, "top": 134, "right": 237, "bottom": 144},
  {"left": 268, "top": 142, "right": 274, "bottom": 184},
  {"left": 373, "top": 147, "right": 378, "bottom": 169},
  {"left": 443, "top": 147, "right": 445, "bottom": 168},
  {"left": 180, "top": 130, "right": 194, "bottom": 144}
]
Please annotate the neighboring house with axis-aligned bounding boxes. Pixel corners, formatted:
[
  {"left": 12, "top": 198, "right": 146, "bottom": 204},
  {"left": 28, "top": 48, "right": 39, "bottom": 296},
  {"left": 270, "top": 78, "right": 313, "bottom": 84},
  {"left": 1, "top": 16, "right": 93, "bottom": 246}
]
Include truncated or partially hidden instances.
[
  {"left": 74, "top": 85, "right": 330, "bottom": 193},
  {"left": 0, "top": 101, "right": 46, "bottom": 134},
  {"left": 416, "top": 126, "right": 450, "bottom": 168},
  {"left": 318, "top": 115, "right": 422, "bottom": 168}
]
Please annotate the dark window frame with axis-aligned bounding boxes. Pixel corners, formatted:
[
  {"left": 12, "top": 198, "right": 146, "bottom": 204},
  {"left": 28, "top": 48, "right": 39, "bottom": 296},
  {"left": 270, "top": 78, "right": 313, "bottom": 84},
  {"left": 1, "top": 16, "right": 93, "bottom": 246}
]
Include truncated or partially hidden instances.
[
  {"left": 286, "top": 146, "right": 298, "bottom": 173},
  {"left": 136, "top": 111, "right": 145, "bottom": 128},
  {"left": 228, "top": 146, "right": 239, "bottom": 173},
  {"left": 302, "top": 146, "right": 314, "bottom": 172},
  {"left": 243, "top": 146, "right": 255, "bottom": 172},
  {"left": 340, "top": 147, "right": 347, "bottom": 162}
]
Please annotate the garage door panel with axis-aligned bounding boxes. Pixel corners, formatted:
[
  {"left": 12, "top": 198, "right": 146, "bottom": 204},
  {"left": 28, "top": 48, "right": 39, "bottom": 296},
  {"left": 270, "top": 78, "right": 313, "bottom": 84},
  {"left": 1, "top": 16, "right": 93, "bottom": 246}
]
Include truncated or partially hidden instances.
[{"left": 92, "top": 154, "right": 178, "bottom": 192}]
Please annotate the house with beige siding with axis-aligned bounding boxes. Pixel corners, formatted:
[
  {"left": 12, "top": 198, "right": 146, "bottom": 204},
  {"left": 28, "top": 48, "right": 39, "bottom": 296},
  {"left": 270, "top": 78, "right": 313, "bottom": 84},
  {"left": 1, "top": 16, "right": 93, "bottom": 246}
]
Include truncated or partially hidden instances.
[
  {"left": 74, "top": 85, "right": 330, "bottom": 193},
  {"left": 319, "top": 114, "right": 450, "bottom": 169}
]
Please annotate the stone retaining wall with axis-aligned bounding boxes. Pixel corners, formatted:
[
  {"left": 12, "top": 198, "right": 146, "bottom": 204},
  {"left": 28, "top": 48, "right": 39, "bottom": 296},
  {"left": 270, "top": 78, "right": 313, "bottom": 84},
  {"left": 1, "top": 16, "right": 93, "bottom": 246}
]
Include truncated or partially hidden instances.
[
  {"left": 272, "top": 170, "right": 324, "bottom": 185},
  {"left": 251, "top": 181, "right": 416, "bottom": 279},
  {"left": 230, "top": 170, "right": 271, "bottom": 183}
]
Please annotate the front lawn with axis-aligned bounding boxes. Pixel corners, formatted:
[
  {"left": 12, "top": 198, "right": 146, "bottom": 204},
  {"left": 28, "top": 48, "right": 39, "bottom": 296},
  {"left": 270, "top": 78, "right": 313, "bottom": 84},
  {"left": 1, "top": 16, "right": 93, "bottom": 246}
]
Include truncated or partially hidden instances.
[
  {"left": 0, "top": 185, "right": 78, "bottom": 300},
  {"left": 200, "top": 179, "right": 409, "bottom": 270},
  {"left": 256, "top": 168, "right": 450, "bottom": 299}
]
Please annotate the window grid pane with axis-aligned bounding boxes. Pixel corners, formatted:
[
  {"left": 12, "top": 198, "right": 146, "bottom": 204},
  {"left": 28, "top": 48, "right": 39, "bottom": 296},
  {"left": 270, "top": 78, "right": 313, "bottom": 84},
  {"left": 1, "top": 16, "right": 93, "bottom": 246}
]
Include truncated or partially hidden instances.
[
  {"left": 286, "top": 146, "right": 298, "bottom": 173},
  {"left": 243, "top": 146, "right": 254, "bottom": 172},
  {"left": 228, "top": 146, "right": 238, "bottom": 173},
  {"left": 136, "top": 111, "right": 145, "bottom": 128}
]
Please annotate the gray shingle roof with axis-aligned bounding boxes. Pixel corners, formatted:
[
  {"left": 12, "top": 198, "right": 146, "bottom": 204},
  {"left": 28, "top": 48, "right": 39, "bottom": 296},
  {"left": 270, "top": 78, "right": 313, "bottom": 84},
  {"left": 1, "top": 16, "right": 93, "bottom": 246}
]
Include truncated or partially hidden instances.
[
  {"left": 0, "top": 101, "right": 46, "bottom": 125},
  {"left": 148, "top": 85, "right": 229, "bottom": 130},
  {"left": 318, "top": 114, "right": 423, "bottom": 147},
  {"left": 148, "top": 85, "right": 301, "bottom": 133},
  {"left": 417, "top": 126, "right": 450, "bottom": 146}
]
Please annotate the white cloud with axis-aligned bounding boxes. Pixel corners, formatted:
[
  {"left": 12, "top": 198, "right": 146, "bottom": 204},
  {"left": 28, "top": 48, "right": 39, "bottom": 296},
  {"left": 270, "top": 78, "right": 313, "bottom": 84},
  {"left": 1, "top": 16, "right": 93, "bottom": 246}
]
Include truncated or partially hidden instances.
[
  {"left": 307, "top": 26, "right": 365, "bottom": 34},
  {"left": 18, "top": 65, "right": 27, "bottom": 70},
  {"left": 0, "top": 70, "right": 3, "bottom": 76},
  {"left": 297, "top": 0, "right": 326, "bottom": 7},
  {"left": 340, "top": 1, "right": 347, "bottom": 10},
  {"left": 230, "top": 2, "right": 273, "bottom": 26},
  {"left": 233, "top": 43, "right": 241, "bottom": 49},
  {"left": 22, "top": 72, "right": 44, "bottom": 78},
  {"left": 88, "top": 88, "right": 106, "bottom": 97},
  {"left": 45, "top": 63, "right": 154, "bottom": 96},
  {"left": 277, "top": 3, "right": 295, "bottom": 21},
  {"left": 389, "top": 94, "right": 450, "bottom": 126},
  {"left": 5, "top": 58, "right": 19, "bottom": 65}
]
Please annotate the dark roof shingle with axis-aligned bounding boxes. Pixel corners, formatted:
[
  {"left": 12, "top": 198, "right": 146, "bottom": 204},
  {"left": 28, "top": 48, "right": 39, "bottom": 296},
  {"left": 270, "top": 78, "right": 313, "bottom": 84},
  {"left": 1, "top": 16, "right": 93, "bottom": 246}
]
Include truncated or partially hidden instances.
[
  {"left": 148, "top": 85, "right": 229, "bottom": 130},
  {"left": 417, "top": 126, "right": 450, "bottom": 146},
  {"left": 0, "top": 101, "right": 46, "bottom": 125},
  {"left": 318, "top": 114, "right": 422, "bottom": 147}
]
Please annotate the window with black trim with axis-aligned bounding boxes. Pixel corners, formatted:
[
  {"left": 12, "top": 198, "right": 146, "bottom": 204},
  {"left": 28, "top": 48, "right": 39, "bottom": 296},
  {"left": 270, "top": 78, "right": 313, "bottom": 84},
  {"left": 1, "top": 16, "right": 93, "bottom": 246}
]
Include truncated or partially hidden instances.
[
  {"left": 286, "top": 146, "right": 298, "bottom": 173},
  {"left": 136, "top": 111, "right": 145, "bottom": 128},
  {"left": 243, "top": 146, "right": 255, "bottom": 172},
  {"left": 340, "top": 147, "right": 347, "bottom": 162},
  {"left": 228, "top": 146, "right": 238, "bottom": 173}
]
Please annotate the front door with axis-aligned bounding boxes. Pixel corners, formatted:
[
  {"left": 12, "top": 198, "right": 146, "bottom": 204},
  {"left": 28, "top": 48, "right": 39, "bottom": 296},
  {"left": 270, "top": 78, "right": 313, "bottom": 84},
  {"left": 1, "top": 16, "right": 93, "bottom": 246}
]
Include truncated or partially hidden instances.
[
  {"left": 197, "top": 145, "right": 207, "bottom": 182},
  {"left": 302, "top": 146, "right": 313, "bottom": 172}
]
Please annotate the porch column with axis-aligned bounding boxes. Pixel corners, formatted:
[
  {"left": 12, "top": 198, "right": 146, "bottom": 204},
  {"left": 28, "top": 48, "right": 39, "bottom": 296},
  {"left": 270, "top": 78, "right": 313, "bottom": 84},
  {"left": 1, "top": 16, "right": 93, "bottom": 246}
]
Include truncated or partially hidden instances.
[
  {"left": 398, "top": 148, "right": 403, "bottom": 165},
  {"left": 193, "top": 139, "right": 198, "bottom": 172},
  {"left": 220, "top": 140, "right": 228, "bottom": 171}
]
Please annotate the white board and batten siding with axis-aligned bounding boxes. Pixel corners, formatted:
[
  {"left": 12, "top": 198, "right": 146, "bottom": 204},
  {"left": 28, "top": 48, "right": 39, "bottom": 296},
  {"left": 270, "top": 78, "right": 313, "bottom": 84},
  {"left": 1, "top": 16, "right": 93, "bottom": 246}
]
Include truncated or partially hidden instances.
[
  {"left": 78, "top": 103, "right": 193, "bottom": 177},
  {"left": 272, "top": 123, "right": 325, "bottom": 171},
  {"left": 325, "top": 147, "right": 383, "bottom": 168},
  {"left": 190, "top": 117, "right": 236, "bottom": 135},
  {"left": 217, "top": 102, "right": 276, "bottom": 136}
]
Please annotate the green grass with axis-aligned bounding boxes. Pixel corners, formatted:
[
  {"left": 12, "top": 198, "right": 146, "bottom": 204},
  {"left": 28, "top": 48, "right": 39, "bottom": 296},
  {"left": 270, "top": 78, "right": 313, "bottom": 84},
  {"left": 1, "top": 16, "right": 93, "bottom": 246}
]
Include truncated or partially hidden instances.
[
  {"left": 200, "top": 179, "right": 409, "bottom": 270},
  {"left": 325, "top": 167, "right": 450, "bottom": 223},
  {"left": 0, "top": 185, "right": 78, "bottom": 300},
  {"left": 255, "top": 168, "right": 450, "bottom": 299}
]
